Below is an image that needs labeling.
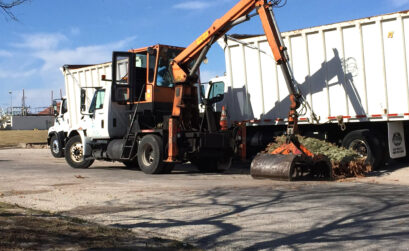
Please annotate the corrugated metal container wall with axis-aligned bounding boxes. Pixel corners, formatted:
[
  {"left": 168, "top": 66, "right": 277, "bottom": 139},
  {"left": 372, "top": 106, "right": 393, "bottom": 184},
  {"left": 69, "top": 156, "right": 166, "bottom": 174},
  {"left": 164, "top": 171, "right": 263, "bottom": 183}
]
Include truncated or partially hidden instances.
[
  {"left": 219, "top": 11, "right": 409, "bottom": 124},
  {"left": 63, "top": 63, "right": 111, "bottom": 128}
]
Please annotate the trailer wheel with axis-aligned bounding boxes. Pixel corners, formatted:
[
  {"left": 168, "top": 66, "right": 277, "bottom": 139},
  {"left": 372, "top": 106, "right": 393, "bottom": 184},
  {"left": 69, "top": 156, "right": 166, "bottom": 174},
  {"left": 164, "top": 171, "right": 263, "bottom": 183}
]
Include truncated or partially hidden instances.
[
  {"left": 342, "top": 129, "right": 385, "bottom": 169},
  {"left": 64, "top": 135, "right": 94, "bottom": 169},
  {"left": 50, "top": 134, "right": 64, "bottom": 158},
  {"left": 137, "top": 134, "right": 164, "bottom": 174}
]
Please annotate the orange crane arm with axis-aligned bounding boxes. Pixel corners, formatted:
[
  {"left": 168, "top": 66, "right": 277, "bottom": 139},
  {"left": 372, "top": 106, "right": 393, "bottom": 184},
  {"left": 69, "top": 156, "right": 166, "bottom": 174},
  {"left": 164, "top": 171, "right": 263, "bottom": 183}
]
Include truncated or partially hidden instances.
[
  {"left": 171, "top": 0, "right": 291, "bottom": 84},
  {"left": 166, "top": 0, "right": 300, "bottom": 161}
]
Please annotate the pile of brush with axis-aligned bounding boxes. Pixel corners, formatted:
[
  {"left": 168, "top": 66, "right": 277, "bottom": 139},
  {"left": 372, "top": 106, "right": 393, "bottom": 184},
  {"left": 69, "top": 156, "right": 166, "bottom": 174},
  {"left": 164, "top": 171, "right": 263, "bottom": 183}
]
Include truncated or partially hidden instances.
[{"left": 264, "top": 135, "right": 372, "bottom": 179}]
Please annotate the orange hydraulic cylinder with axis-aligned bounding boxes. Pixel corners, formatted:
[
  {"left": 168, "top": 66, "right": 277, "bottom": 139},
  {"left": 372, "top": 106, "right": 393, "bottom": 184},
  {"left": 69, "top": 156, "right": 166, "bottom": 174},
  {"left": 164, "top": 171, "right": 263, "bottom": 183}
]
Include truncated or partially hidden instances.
[{"left": 166, "top": 118, "right": 179, "bottom": 162}]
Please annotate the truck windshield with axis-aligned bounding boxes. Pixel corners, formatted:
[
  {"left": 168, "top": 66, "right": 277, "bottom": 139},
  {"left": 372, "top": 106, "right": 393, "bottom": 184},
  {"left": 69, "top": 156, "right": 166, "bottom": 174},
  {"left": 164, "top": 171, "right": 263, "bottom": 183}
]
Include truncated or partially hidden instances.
[{"left": 89, "top": 89, "right": 105, "bottom": 114}]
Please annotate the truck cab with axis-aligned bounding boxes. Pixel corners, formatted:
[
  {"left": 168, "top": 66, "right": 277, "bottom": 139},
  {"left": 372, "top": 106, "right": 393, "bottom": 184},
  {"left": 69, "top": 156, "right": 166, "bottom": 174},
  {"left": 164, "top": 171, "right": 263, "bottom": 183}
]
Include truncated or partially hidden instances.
[
  {"left": 48, "top": 97, "right": 69, "bottom": 158},
  {"left": 61, "top": 44, "right": 233, "bottom": 174}
]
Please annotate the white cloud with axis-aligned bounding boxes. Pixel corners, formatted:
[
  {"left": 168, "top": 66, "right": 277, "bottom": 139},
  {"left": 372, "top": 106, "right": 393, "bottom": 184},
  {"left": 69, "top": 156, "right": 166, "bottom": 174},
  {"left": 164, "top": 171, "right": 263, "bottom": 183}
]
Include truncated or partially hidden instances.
[
  {"left": 70, "top": 27, "right": 81, "bottom": 36},
  {"left": 23, "top": 89, "right": 59, "bottom": 109},
  {"left": 173, "top": 1, "right": 213, "bottom": 10},
  {"left": 33, "top": 36, "right": 136, "bottom": 71},
  {"left": 173, "top": 0, "right": 234, "bottom": 10},
  {"left": 0, "top": 50, "right": 12, "bottom": 57},
  {"left": 200, "top": 70, "right": 224, "bottom": 82},
  {"left": 0, "top": 68, "right": 37, "bottom": 78},
  {"left": 12, "top": 33, "right": 67, "bottom": 50},
  {"left": 0, "top": 32, "right": 137, "bottom": 108},
  {"left": 390, "top": 0, "right": 409, "bottom": 7}
]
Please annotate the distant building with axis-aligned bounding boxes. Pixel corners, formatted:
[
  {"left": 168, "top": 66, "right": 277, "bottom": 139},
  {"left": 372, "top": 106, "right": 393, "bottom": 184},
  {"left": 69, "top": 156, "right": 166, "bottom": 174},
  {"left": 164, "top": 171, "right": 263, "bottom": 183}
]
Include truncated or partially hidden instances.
[
  {"left": 38, "top": 107, "right": 53, "bottom": 115},
  {"left": 4, "top": 115, "right": 54, "bottom": 130}
]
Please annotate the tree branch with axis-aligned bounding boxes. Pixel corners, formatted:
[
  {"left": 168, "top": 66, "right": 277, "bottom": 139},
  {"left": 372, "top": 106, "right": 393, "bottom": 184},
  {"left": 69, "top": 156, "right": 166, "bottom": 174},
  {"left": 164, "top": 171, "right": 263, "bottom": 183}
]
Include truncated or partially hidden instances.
[{"left": 0, "top": 0, "right": 29, "bottom": 21}]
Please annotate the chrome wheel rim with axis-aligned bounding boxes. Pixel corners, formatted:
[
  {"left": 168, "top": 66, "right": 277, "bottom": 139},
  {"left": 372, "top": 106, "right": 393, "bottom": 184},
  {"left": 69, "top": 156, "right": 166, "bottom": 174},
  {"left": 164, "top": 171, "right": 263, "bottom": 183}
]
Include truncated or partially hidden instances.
[
  {"left": 142, "top": 145, "right": 154, "bottom": 166},
  {"left": 70, "top": 142, "right": 83, "bottom": 163},
  {"left": 52, "top": 140, "right": 59, "bottom": 154},
  {"left": 349, "top": 139, "right": 368, "bottom": 157}
]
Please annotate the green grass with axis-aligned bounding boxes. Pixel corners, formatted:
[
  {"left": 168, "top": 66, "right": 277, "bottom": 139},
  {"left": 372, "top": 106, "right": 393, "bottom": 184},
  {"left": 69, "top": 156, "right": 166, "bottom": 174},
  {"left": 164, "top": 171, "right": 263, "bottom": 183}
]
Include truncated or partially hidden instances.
[{"left": 0, "top": 130, "right": 48, "bottom": 147}]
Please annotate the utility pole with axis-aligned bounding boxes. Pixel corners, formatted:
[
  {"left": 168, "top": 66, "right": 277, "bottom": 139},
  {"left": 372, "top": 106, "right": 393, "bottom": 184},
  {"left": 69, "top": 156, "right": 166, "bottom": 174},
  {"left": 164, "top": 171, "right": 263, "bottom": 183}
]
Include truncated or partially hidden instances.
[
  {"left": 8, "top": 91, "right": 12, "bottom": 115},
  {"left": 21, "top": 89, "right": 26, "bottom": 115},
  {"left": 51, "top": 90, "right": 54, "bottom": 115}
]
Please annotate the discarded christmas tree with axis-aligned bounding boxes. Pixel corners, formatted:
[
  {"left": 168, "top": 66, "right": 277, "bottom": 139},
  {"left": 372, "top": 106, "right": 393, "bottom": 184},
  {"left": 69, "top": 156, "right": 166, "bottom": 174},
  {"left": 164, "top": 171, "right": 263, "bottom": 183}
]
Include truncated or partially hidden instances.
[{"left": 264, "top": 135, "right": 371, "bottom": 179}]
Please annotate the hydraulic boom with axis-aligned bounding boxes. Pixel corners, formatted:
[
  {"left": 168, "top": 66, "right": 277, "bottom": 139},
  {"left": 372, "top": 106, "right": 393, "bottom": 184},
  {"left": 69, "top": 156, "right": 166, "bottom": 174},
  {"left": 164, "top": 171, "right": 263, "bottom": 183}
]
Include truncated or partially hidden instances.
[{"left": 168, "top": 0, "right": 331, "bottom": 180}]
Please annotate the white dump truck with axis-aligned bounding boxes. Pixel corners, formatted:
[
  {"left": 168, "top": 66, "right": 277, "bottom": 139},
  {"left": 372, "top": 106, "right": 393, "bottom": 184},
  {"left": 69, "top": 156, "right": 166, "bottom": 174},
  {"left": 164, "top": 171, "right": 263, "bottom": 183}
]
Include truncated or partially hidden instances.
[
  {"left": 48, "top": 45, "right": 234, "bottom": 174},
  {"left": 216, "top": 10, "right": 409, "bottom": 168},
  {"left": 47, "top": 63, "right": 113, "bottom": 159}
]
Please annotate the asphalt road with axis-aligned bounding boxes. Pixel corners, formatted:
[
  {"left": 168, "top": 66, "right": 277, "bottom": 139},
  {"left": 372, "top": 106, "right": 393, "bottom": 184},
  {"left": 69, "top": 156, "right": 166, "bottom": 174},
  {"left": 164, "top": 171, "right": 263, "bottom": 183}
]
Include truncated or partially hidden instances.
[{"left": 1, "top": 148, "right": 409, "bottom": 250}]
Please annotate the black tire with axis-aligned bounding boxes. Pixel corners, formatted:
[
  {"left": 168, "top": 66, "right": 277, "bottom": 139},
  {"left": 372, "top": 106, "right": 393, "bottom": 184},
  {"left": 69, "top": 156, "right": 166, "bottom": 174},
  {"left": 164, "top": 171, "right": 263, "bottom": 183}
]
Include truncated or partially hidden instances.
[
  {"left": 50, "top": 134, "right": 64, "bottom": 158},
  {"left": 64, "top": 135, "right": 94, "bottom": 169},
  {"left": 122, "top": 159, "right": 140, "bottom": 170},
  {"left": 342, "top": 129, "right": 385, "bottom": 170},
  {"left": 137, "top": 134, "right": 165, "bottom": 174}
]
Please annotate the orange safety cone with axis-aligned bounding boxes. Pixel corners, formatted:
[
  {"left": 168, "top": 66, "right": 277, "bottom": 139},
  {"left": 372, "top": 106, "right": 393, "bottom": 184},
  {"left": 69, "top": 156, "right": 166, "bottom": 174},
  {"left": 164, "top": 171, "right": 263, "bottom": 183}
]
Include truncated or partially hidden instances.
[{"left": 220, "top": 105, "right": 228, "bottom": 131}]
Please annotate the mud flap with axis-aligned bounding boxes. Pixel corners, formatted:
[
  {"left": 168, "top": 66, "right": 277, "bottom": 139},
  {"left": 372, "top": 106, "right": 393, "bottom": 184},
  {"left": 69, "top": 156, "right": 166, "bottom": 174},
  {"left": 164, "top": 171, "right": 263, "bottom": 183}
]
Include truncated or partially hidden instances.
[{"left": 388, "top": 121, "right": 406, "bottom": 159}]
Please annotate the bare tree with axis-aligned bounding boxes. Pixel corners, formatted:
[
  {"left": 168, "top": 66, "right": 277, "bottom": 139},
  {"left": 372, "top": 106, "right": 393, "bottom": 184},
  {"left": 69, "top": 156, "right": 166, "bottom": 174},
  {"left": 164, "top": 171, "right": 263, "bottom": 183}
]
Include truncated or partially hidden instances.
[{"left": 0, "top": 0, "right": 28, "bottom": 20}]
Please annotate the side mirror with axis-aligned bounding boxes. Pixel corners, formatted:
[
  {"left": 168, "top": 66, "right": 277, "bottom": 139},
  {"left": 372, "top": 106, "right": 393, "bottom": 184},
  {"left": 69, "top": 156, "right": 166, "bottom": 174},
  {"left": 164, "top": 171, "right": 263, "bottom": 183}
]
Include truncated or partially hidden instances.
[
  {"left": 80, "top": 89, "right": 86, "bottom": 112},
  {"left": 61, "top": 99, "right": 68, "bottom": 114},
  {"left": 52, "top": 100, "right": 58, "bottom": 116}
]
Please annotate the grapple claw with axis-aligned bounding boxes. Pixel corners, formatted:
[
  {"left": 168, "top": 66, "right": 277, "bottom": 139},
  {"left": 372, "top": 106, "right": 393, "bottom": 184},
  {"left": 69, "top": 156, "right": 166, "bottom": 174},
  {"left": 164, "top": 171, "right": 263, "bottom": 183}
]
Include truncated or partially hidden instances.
[
  {"left": 250, "top": 153, "right": 332, "bottom": 181},
  {"left": 251, "top": 154, "right": 300, "bottom": 180}
]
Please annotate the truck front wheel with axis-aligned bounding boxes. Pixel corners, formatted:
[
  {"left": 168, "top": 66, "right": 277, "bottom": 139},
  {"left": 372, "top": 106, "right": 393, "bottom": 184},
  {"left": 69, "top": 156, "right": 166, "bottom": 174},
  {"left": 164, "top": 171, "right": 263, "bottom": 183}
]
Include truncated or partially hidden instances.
[
  {"left": 137, "top": 134, "right": 164, "bottom": 174},
  {"left": 64, "top": 135, "right": 94, "bottom": 169},
  {"left": 50, "top": 134, "right": 64, "bottom": 158},
  {"left": 342, "top": 129, "right": 385, "bottom": 169}
]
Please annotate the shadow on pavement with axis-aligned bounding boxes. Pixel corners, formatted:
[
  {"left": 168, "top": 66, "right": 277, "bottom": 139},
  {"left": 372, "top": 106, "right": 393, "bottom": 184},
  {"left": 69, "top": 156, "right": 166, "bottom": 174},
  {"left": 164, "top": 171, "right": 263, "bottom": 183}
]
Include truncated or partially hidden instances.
[
  {"left": 65, "top": 183, "right": 409, "bottom": 249},
  {"left": 366, "top": 160, "right": 409, "bottom": 178},
  {"left": 91, "top": 161, "right": 252, "bottom": 176}
]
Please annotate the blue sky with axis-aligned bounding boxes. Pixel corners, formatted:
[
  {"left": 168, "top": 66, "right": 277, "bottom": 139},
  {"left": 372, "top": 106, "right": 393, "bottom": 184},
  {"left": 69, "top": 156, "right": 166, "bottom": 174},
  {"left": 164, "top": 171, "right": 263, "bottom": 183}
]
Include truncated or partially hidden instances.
[{"left": 0, "top": 0, "right": 408, "bottom": 110}]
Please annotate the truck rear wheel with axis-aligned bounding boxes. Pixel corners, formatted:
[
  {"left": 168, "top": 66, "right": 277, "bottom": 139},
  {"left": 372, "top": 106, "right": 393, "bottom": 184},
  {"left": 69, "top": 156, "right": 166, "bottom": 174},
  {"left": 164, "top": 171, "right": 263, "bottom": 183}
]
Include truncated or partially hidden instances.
[
  {"left": 137, "top": 134, "right": 164, "bottom": 174},
  {"left": 50, "top": 134, "right": 64, "bottom": 158},
  {"left": 65, "top": 135, "right": 94, "bottom": 169},
  {"left": 342, "top": 129, "right": 385, "bottom": 169}
]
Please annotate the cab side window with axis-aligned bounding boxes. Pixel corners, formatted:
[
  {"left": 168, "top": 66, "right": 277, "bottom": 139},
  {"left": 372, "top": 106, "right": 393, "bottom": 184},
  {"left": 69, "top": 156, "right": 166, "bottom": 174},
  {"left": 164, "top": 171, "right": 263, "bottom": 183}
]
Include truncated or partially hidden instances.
[{"left": 89, "top": 89, "right": 105, "bottom": 114}]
